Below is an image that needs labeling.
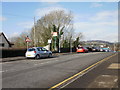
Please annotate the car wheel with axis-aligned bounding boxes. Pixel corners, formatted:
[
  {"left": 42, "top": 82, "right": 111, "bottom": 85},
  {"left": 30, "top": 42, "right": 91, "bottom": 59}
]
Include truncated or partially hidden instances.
[
  {"left": 48, "top": 53, "right": 52, "bottom": 58},
  {"left": 35, "top": 54, "right": 40, "bottom": 59}
]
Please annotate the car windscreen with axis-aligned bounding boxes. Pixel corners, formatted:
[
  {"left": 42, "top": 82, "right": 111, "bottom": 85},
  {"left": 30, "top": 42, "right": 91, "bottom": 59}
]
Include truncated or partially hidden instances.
[
  {"left": 103, "top": 48, "right": 109, "bottom": 50},
  {"left": 28, "top": 48, "right": 35, "bottom": 51}
]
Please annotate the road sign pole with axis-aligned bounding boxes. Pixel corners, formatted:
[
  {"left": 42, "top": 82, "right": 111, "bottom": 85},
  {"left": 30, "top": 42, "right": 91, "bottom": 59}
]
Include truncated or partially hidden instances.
[
  {"left": 55, "top": 37, "right": 57, "bottom": 51},
  {"left": 52, "top": 32, "right": 58, "bottom": 51},
  {"left": 27, "top": 42, "right": 28, "bottom": 49},
  {"left": 25, "top": 36, "right": 32, "bottom": 49},
  {"left": 48, "top": 39, "right": 51, "bottom": 51}
]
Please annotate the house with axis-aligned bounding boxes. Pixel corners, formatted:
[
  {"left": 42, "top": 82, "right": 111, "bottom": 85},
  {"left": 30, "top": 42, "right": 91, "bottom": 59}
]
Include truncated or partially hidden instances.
[{"left": 0, "top": 32, "right": 14, "bottom": 48}]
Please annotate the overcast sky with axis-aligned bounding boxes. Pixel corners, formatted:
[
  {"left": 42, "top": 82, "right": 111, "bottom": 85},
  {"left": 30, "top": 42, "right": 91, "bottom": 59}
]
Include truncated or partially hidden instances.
[{"left": 1, "top": 1, "right": 118, "bottom": 42}]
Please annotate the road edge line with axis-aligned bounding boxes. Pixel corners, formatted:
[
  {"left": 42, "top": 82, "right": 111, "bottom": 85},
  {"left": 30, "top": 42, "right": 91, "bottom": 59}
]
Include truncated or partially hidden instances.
[{"left": 48, "top": 53, "right": 117, "bottom": 90}]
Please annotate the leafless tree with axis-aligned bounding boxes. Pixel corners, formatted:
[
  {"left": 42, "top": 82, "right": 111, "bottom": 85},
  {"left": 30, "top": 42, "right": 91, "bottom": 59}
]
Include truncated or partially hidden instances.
[
  {"left": 12, "top": 32, "right": 30, "bottom": 48},
  {"left": 30, "top": 10, "right": 74, "bottom": 49}
]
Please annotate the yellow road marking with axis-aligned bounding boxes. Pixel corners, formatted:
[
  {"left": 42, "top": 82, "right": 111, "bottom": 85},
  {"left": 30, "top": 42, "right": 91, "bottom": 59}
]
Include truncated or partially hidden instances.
[{"left": 49, "top": 53, "right": 117, "bottom": 90}]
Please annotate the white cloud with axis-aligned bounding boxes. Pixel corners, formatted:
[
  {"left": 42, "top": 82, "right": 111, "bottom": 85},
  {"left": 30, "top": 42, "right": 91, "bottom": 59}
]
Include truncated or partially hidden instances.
[
  {"left": 91, "top": 3, "right": 103, "bottom": 8},
  {"left": 101, "top": 33, "right": 118, "bottom": 42},
  {"left": 83, "top": 31, "right": 118, "bottom": 42},
  {"left": 75, "top": 22, "right": 118, "bottom": 42},
  {"left": 8, "top": 30, "right": 31, "bottom": 40},
  {"left": 10, "top": 32, "right": 20, "bottom": 37},
  {"left": 74, "top": 13, "right": 90, "bottom": 22},
  {"left": 74, "top": 10, "right": 118, "bottom": 42},
  {"left": 0, "top": 16, "right": 7, "bottom": 21},
  {"left": 7, "top": 32, "right": 20, "bottom": 42},
  {"left": 90, "top": 10, "right": 118, "bottom": 22},
  {"left": 35, "top": 6, "right": 69, "bottom": 18},
  {"left": 35, "top": 5, "right": 118, "bottom": 42},
  {"left": 17, "top": 21, "right": 34, "bottom": 29}
]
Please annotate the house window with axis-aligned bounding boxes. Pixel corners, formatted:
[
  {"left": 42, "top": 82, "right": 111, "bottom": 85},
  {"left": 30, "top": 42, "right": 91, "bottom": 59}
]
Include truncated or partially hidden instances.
[{"left": 0, "top": 43, "right": 4, "bottom": 47}]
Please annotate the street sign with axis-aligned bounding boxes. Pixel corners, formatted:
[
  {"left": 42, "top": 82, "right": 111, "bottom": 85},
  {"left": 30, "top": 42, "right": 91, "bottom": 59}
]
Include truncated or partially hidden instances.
[
  {"left": 48, "top": 39, "right": 51, "bottom": 43},
  {"left": 25, "top": 37, "right": 32, "bottom": 42},
  {"left": 52, "top": 32, "right": 58, "bottom": 36}
]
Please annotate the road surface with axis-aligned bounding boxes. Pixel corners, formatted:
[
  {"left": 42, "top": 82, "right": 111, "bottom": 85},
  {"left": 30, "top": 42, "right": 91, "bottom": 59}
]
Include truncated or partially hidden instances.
[{"left": 1, "top": 52, "right": 115, "bottom": 88}]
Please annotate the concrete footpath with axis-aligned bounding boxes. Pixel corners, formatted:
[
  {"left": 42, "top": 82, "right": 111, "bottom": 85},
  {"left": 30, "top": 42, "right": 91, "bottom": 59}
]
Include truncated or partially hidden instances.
[{"left": 62, "top": 52, "right": 119, "bottom": 89}]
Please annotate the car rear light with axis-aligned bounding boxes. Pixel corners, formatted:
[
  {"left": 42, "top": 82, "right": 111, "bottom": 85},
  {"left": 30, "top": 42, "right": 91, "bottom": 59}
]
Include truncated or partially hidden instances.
[{"left": 34, "top": 51, "right": 36, "bottom": 53}]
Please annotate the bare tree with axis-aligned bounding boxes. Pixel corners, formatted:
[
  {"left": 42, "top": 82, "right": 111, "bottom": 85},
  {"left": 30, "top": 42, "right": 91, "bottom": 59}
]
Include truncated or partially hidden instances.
[
  {"left": 12, "top": 32, "right": 30, "bottom": 48},
  {"left": 30, "top": 10, "right": 74, "bottom": 50},
  {"left": 72, "top": 32, "right": 83, "bottom": 48}
]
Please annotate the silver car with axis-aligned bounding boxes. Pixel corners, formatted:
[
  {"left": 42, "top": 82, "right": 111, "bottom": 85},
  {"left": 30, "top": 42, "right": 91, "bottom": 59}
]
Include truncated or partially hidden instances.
[{"left": 25, "top": 47, "right": 52, "bottom": 59}]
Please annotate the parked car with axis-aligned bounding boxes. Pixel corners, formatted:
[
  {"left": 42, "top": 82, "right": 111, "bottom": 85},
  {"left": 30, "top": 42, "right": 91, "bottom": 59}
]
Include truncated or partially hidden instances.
[
  {"left": 100, "top": 48, "right": 104, "bottom": 52},
  {"left": 91, "top": 47, "right": 100, "bottom": 52},
  {"left": 100, "top": 48, "right": 110, "bottom": 52},
  {"left": 86, "top": 47, "right": 92, "bottom": 52},
  {"left": 25, "top": 47, "right": 52, "bottom": 59},
  {"left": 102, "top": 48, "right": 110, "bottom": 52},
  {"left": 76, "top": 47, "right": 88, "bottom": 53}
]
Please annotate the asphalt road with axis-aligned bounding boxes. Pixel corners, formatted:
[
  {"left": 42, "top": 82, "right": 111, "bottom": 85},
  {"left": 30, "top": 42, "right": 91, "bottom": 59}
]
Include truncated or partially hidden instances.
[
  {"left": 1, "top": 52, "right": 115, "bottom": 88},
  {"left": 61, "top": 52, "right": 119, "bottom": 89}
]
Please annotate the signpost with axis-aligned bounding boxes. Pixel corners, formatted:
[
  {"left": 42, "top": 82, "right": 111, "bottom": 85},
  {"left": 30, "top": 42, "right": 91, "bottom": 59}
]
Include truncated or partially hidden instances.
[
  {"left": 48, "top": 39, "right": 52, "bottom": 44},
  {"left": 52, "top": 32, "right": 58, "bottom": 51},
  {"left": 25, "top": 36, "right": 32, "bottom": 49},
  {"left": 48, "top": 39, "right": 52, "bottom": 50},
  {"left": 52, "top": 32, "right": 58, "bottom": 37}
]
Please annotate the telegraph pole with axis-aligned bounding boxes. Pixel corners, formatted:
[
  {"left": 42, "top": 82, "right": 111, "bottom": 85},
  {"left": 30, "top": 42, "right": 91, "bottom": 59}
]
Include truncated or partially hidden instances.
[
  {"left": 114, "top": 42, "right": 116, "bottom": 52},
  {"left": 34, "top": 17, "right": 36, "bottom": 47},
  {"left": 58, "top": 29, "right": 61, "bottom": 53},
  {"left": 70, "top": 36, "right": 72, "bottom": 53}
]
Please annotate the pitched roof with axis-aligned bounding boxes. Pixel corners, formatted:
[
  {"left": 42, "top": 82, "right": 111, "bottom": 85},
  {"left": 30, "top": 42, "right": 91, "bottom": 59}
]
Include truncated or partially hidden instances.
[{"left": 0, "top": 32, "right": 14, "bottom": 45}]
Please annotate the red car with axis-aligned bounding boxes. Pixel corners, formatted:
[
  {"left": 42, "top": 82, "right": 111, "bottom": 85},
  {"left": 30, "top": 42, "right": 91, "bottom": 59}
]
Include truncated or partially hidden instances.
[{"left": 76, "top": 47, "right": 88, "bottom": 53}]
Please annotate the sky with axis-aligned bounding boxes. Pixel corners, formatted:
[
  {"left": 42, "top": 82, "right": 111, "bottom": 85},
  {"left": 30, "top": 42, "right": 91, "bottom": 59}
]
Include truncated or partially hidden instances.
[{"left": 1, "top": 1, "right": 118, "bottom": 42}]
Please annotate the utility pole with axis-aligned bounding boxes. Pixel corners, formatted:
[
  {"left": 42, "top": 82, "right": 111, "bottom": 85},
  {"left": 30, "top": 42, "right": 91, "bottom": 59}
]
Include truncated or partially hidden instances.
[
  {"left": 34, "top": 17, "right": 36, "bottom": 47},
  {"left": 70, "top": 36, "right": 72, "bottom": 53},
  {"left": 58, "top": 29, "right": 61, "bottom": 53},
  {"left": 27, "top": 42, "right": 28, "bottom": 49},
  {"left": 114, "top": 42, "right": 116, "bottom": 52}
]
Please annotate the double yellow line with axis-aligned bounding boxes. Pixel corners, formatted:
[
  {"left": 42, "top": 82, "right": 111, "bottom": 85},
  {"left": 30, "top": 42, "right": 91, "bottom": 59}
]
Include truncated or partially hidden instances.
[{"left": 49, "top": 53, "right": 117, "bottom": 90}]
